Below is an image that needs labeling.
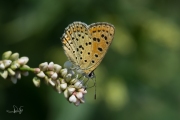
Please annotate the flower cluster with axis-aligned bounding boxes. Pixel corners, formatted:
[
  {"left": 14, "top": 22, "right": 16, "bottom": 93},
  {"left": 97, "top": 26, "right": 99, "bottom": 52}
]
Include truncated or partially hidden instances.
[
  {"left": 34, "top": 61, "right": 87, "bottom": 106},
  {"left": 0, "top": 51, "right": 87, "bottom": 106},
  {"left": 0, "top": 51, "right": 29, "bottom": 84}
]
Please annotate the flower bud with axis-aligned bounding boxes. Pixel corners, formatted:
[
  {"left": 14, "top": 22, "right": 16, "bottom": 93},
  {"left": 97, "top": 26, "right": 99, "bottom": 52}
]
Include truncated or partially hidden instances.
[
  {"left": 51, "top": 72, "right": 58, "bottom": 80},
  {"left": 10, "top": 64, "right": 18, "bottom": 70},
  {"left": 56, "top": 80, "right": 62, "bottom": 93},
  {"left": 60, "top": 83, "right": 67, "bottom": 90},
  {"left": 67, "top": 87, "right": 75, "bottom": 94},
  {"left": 75, "top": 92, "right": 83, "bottom": 99},
  {"left": 54, "top": 64, "right": 62, "bottom": 73},
  {"left": 78, "top": 88, "right": 87, "bottom": 94},
  {"left": 65, "top": 74, "right": 72, "bottom": 82},
  {"left": 11, "top": 76, "right": 17, "bottom": 84},
  {"left": 18, "top": 57, "right": 29, "bottom": 65},
  {"left": 0, "top": 70, "right": 8, "bottom": 79},
  {"left": 69, "top": 95, "right": 77, "bottom": 103},
  {"left": 15, "top": 71, "right": 21, "bottom": 79},
  {"left": 44, "top": 76, "right": 49, "bottom": 84},
  {"left": 0, "top": 62, "right": 5, "bottom": 70},
  {"left": 3, "top": 60, "right": 12, "bottom": 68},
  {"left": 34, "top": 68, "right": 41, "bottom": 74},
  {"left": 70, "top": 78, "right": 78, "bottom": 84},
  {"left": 64, "top": 89, "right": 69, "bottom": 98},
  {"left": 61, "top": 68, "right": 68, "bottom": 77},
  {"left": 79, "top": 97, "right": 85, "bottom": 103},
  {"left": 11, "top": 61, "right": 20, "bottom": 70},
  {"left": 33, "top": 77, "right": 41, "bottom": 87},
  {"left": 2, "top": 51, "right": 12, "bottom": 60},
  {"left": 74, "top": 100, "right": 81, "bottom": 106},
  {"left": 22, "top": 65, "right": 30, "bottom": 69},
  {"left": 39, "top": 62, "right": 48, "bottom": 71},
  {"left": 74, "top": 81, "right": 82, "bottom": 89},
  {"left": 37, "top": 71, "right": 45, "bottom": 78},
  {"left": 9, "top": 53, "right": 19, "bottom": 61},
  {"left": 48, "top": 62, "right": 54, "bottom": 71},
  {"left": 56, "top": 85, "right": 62, "bottom": 93},
  {"left": 7, "top": 68, "right": 15, "bottom": 76},
  {"left": 48, "top": 79, "right": 56, "bottom": 86},
  {"left": 46, "top": 71, "right": 54, "bottom": 77},
  {"left": 60, "top": 78, "right": 66, "bottom": 84}
]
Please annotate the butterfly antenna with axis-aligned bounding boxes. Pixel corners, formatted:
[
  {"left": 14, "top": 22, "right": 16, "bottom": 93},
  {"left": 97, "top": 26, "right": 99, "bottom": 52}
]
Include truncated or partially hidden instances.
[{"left": 94, "top": 75, "right": 97, "bottom": 99}]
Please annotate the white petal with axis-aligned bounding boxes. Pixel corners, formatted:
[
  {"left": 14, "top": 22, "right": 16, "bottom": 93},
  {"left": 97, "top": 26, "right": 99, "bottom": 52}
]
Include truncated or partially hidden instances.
[
  {"left": 0, "top": 63, "right": 5, "bottom": 70},
  {"left": 37, "top": 71, "right": 45, "bottom": 78},
  {"left": 2, "top": 51, "right": 12, "bottom": 60},
  {"left": 48, "top": 62, "right": 54, "bottom": 70},
  {"left": 67, "top": 87, "right": 75, "bottom": 94},
  {"left": 15, "top": 72, "right": 21, "bottom": 79},
  {"left": 49, "top": 79, "right": 55, "bottom": 86},
  {"left": 74, "top": 81, "right": 82, "bottom": 89},
  {"left": 51, "top": 72, "right": 58, "bottom": 80},
  {"left": 11, "top": 76, "right": 17, "bottom": 84},
  {"left": 54, "top": 64, "right": 62, "bottom": 73},
  {"left": 39, "top": 62, "right": 48, "bottom": 71},
  {"left": 33, "top": 77, "right": 41, "bottom": 87},
  {"left": 7, "top": 68, "right": 15, "bottom": 76},
  {"left": 69, "top": 95, "right": 77, "bottom": 103},
  {"left": 65, "top": 74, "right": 72, "bottom": 82},
  {"left": 3, "top": 60, "right": 12, "bottom": 68},
  {"left": 0, "top": 70, "right": 8, "bottom": 79},
  {"left": 60, "top": 83, "right": 67, "bottom": 90},
  {"left": 64, "top": 89, "right": 69, "bottom": 98},
  {"left": 74, "top": 100, "right": 81, "bottom": 106},
  {"left": 78, "top": 88, "right": 87, "bottom": 94},
  {"left": 61, "top": 68, "right": 68, "bottom": 77},
  {"left": 75, "top": 92, "right": 83, "bottom": 99}
]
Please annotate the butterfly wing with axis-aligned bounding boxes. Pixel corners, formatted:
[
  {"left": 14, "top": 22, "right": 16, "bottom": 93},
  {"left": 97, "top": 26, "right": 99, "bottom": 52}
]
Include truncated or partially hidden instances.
[
  {"left": 62, "top": 22, "right": 93, "bottom": 70},
  {"left": 83, "top": 22, "right": 115, "bottom": 74},
  {"left": 61, "top": 26, "right": 78, "bottom": 66},
  {"left": 71, "top": 22, "right": 94, "bottom": 70}
]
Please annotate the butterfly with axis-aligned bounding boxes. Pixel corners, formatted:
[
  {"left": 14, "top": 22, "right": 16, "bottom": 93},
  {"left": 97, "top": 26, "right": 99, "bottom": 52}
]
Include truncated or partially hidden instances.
[{"left": 61, "top": 21, "right": 115, "bottom": 78}]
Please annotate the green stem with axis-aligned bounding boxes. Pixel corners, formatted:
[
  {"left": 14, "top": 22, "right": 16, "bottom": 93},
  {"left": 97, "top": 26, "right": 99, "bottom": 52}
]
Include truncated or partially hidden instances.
[{"left": 19, "top": 67, "right": 36, "bottom": 72}]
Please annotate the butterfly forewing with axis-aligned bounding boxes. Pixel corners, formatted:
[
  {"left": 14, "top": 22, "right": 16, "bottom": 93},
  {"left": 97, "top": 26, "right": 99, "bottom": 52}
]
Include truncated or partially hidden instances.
[
  {"left": 62, "top": 22, "right": 93, "bottom": 69},
  {"left": 84, "top": 22, "right": 115, "bottom": 74},
  {"left": 62, "top": 29, "right": 78, "bottom": 66}
]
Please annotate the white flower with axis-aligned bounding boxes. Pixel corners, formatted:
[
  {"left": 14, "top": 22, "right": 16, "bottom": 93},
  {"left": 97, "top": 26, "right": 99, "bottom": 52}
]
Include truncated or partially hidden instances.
[
  {"left": 48, "top": 62, "right": 54, "bottom": 71},
  {"left": 37, "top": 71, "right": 46, "bottom": 78},
  {"left": 39, "top": 62, "right": 48, "bottom": 71},
  {"left": 51, "top": 72, "right": 58, "bottom": 80},
  {"left": 11, "top": 76, "right": 17, "bottom": 84},
  {"left": 60, "top": 83, "right": 67, "bottom": 90},
  {"left": 69, "top": 95, "right": 77, "bottom": 103},
  {"left": 74, "top": 81, "right": 83, "bottom": 89}
]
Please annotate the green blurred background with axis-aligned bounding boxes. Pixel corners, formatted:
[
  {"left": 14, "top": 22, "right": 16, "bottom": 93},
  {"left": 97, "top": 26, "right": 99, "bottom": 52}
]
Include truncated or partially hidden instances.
[{"left": 0, "top": 0, "right": 180, "bottom": 120}]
